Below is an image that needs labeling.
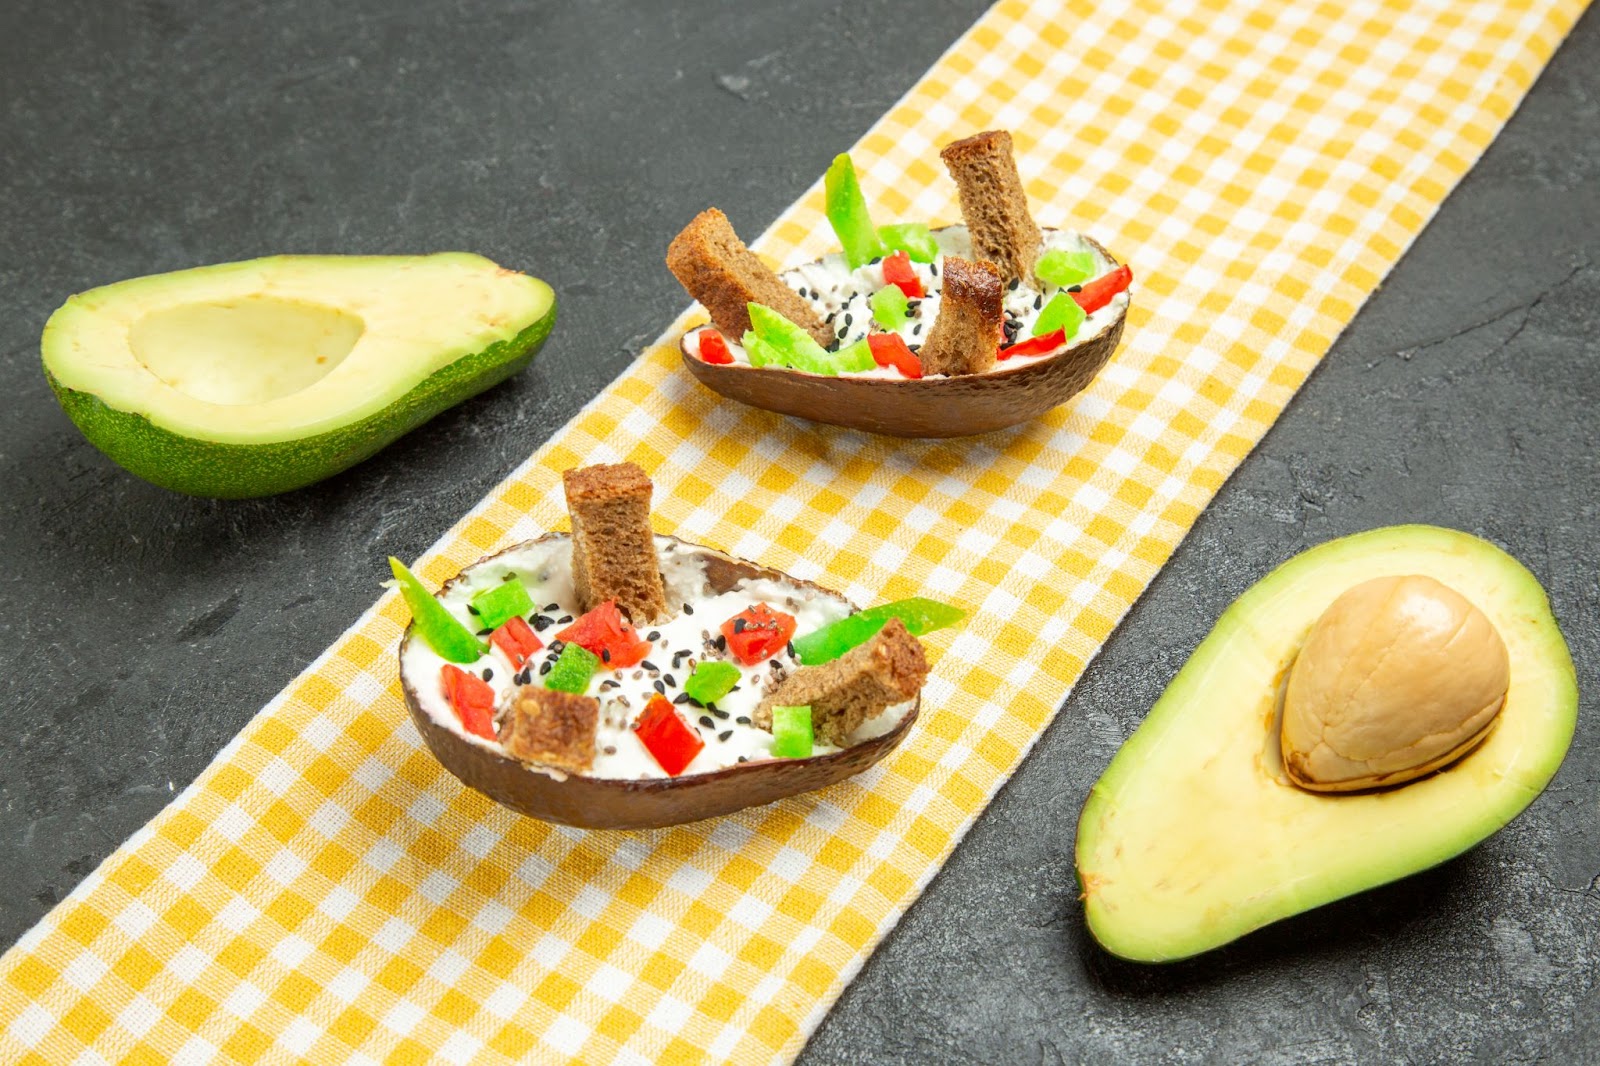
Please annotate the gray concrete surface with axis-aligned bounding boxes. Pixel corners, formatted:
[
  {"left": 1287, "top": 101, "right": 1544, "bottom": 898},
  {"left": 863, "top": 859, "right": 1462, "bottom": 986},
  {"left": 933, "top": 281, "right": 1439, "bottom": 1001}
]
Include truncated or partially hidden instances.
[{"left": 2, "top": 1, "right": 1595, "bottom": 1062}]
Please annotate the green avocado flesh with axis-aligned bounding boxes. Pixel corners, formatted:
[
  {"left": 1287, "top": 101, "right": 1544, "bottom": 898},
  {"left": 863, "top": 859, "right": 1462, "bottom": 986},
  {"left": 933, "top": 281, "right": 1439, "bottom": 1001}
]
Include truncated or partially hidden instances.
[
  {"left": 42, "top": 253, "right": 557, "bottom": 497},
  {"left": 1075, "top": 525, "right": 1577, "bottom": 963}
]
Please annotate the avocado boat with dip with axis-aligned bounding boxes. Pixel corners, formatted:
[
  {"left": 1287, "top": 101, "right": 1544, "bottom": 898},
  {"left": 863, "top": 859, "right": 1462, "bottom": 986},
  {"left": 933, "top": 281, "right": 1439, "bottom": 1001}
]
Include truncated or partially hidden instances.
[
  {"left": 667, "top": 130, "right": 1131, "bottom": 437},
  {"left": 392, "top": 462, "right": 963, "bottom": 829}
]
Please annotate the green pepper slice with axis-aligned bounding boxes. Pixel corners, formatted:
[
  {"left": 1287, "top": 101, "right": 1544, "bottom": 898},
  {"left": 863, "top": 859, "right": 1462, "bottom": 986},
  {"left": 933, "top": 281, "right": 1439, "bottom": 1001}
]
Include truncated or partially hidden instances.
[
  {"left": 684, "top": 660, "right": 741, "bottom": 705},
  {"left": 471, "top": 576, "right": 534, "bottom": 631},
  {"left": 878, "top": 222, "right": 940, "bottom": 263},
  {"left": 792, "top": 597, "right": 965, "bottom": 665},
  {"left": 747, "top": 303, "right": 836, "bottom": 375},
  {"left": 545, "top": 642, "right": 600, "bottom": 694},
  {"left": 1036, "top": 248, "right": 1097, "bottom": 287},
  {"left": 1032, "top": 292, "right": 1086, "bottom": 339},
  {"left": 832, "top": 339, "right": 876, "bottom": 373},
  {"left": 389, "top": 557, "right": 485, "bottom": 663},
  {"left": 770, "top": 705, "right": 814, "bottom": 759},
  {"left": 825, "top": 154, "right": 885, "bottom": 270},
  {"left": 870, "top": 284, "right": 910, "bottom": 332}
]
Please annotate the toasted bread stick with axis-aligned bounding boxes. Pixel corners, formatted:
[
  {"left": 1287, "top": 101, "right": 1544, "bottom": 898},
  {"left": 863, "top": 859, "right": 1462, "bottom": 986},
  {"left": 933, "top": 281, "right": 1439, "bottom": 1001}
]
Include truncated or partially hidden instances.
[
  {"left": 563, "top": 462, "right": 671, "bottom": 623},
  {"left": 667, "top": 208, "right": 833, "bottom": 348},
  {"left": 939, "top": 130, "right": 1042, "bottom": 285},
  {"left": 499, "top": 686, "right": 599, "bottom": 773},
  {"left": 755, "top": 618, "right": 928, "bottom": 746},
  {"left": 918, "top": 256, "right": 1004, "bottom": 376}
]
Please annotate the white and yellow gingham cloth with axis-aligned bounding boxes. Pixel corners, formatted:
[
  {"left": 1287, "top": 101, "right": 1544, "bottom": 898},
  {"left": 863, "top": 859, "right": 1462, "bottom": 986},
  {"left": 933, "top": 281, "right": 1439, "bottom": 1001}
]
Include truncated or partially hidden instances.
[{"left": 3, "top": 0, "right": 1587, "bottom": 1062}]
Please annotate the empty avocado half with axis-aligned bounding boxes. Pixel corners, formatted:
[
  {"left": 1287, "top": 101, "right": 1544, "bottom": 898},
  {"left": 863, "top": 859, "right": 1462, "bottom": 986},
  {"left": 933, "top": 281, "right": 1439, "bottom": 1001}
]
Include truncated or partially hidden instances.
[
  {"left": 1075, "top": 525, "right": 1577, "bottom": 963},
  {"left": 42, "top": 254, "right": 557, "bottom": 497}
]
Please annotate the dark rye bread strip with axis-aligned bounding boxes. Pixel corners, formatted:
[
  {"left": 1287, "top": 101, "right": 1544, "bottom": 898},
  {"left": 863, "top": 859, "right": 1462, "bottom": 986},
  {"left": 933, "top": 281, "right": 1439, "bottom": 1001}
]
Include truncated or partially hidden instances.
[
  {"left": 918, "top": 256, "right": 1004, "bottom": 376},
  {"left": 939, "top": 129, "right": 1042, "bottom": 285},
  {"left": 563, "top": 462, "right": 671, "bottom": 624},
  {"left": 666, "top": 208, "right": 833, "bottom": 348},
  {"left": 498, "top": 686, "right": 598, "bottom": 774},
  {"left": 755, "top": 618, "right": 929, "bottom": 747}
]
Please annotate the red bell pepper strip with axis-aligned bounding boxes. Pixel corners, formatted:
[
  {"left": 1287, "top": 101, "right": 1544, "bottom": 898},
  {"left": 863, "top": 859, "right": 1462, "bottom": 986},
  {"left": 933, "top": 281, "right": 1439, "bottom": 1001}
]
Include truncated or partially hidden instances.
[
  {"left": 634, "top": 693, "right": 705, "bottom": 776},
  {"left": 441, "top": 664, "right": 497, "bottom": 741},
  {"left": 1071, "top": 264, "right": 1133, "bottom": 315},
  {"left": 998, "top": 328, "right": 1066, "bottom": 360},
  {"left": 720, "top": 603, "right": 798, "bottom": 666},
  {"left": 866, "top": 332, "right": 923, "bottom": 379},
  {"left": 699, "top": 329, "right": 733, "bottom": 365},
  {"left": 881, "top": 250, "right": 925, "bottom": 299},
  {"left": 556, "top": 600, "right": 651, "bottom": 669},
  {"left": 489, "top": 615, "right": 543, "bottom": 670}
]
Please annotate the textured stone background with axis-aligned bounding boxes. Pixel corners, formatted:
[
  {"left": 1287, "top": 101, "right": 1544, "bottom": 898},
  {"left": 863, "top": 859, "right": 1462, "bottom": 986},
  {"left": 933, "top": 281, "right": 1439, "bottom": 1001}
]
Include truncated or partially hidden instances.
[{"left": 2, "top": 1, "right": 1595, "bottom": 1062}]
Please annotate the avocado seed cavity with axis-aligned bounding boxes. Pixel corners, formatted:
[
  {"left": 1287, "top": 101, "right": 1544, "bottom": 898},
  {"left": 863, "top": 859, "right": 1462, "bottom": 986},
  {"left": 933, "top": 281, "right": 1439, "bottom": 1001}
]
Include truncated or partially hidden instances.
[{"left": 1280, "top": 575, "right": 1510, "bottom": 793}]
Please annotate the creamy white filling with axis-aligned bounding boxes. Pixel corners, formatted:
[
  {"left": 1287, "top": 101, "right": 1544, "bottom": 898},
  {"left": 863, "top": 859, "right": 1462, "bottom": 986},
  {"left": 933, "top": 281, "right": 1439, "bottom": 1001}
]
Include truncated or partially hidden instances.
[
  {"left": 399, "top": 537, "right": 909, "bottom": 779},
  {"left": 683, "top": 225, "right": 1128, "bottom": 378}
]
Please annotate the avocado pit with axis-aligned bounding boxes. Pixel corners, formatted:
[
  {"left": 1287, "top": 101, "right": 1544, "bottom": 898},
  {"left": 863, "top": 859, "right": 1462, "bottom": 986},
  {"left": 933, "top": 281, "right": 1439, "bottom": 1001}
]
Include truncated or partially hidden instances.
[{"left": 1279, "top": 574, "right": 1511, "bottom": 792}]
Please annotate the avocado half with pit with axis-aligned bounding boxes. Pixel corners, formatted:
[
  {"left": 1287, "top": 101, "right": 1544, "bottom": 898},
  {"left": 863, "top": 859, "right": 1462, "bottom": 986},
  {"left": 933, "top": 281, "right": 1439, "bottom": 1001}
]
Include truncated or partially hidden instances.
[
  {"left": 399, "top": 534, "right": 921, "bottom": 830},
  {"left": 678, "top": 229, "right": 1127, "bottom": 438},
  {"left": 1075, "top": 525, "right": 1577, "bottom": 963},
  {"left": 42, "top": 254, "right": 556, "bottom": 497}
]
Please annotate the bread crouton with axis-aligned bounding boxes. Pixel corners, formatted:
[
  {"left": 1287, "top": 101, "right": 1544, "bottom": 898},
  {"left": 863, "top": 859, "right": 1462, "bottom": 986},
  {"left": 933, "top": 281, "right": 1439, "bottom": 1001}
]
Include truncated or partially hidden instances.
[
  {"left": 563, "top": 463, "right": 671, "bottom": 623},
  {"left": 498, "top": 686, "right": 599, "bottom": 773},
  {"left": 939, "top": 130, "right": 1042, "bottom": 285},
  {"left": 755, "top": 618, "right": 928, "bottom": 746},
  {"left": 666, "top": 208, "right": 833, "bottom": 348},
  {"left": 918, "top": 256, "right": 1004, "bottom": 376}
]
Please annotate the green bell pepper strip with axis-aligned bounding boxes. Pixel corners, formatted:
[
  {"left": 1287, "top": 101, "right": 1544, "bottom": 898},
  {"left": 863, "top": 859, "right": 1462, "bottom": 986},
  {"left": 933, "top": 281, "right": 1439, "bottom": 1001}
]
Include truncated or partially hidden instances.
[
  {"left": 878, "top": 222, "right": 939, "bottom": 263},
  {"left": 684, "top": 660, "right": 742, "bottom": 705},
  {"left": 1036, "top": 248, "right": 1096, "bottom": 287},
  {"left": 742, "top": 330, "right": 784, "bottom": 368},
  {"left": 870, "top": 284, "right": 910, "bottom": 332},
  {"left": 792, "top": 597, "right": 966, "bottom": 665},
  {"left": 470, "top": 576, "right": 534, "bottom": 631},
  {"left": 825, "top": 154, "right": 885, "bottom": 270},
  {"left": 747, "top": 303, "right": 836, "bottom": 375},
  {"left": 832, "top": 339, "right": 876, "bottom": 373},
  {"left": 545, "top": 642, "right": 600, "bottom": 694},
  {"left": 770, "top": 705, "right": 814, "bottom": 759},
  {"left": 389, "top": 557, "right": 485, "bottom": 663},
  {"left": 1032, "top": 291, "right": 1087, "bottom": 339}
]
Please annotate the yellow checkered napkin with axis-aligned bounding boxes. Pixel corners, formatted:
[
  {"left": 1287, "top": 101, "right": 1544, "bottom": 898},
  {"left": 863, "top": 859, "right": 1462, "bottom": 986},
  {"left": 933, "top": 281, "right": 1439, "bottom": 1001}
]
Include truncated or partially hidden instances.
[{"left": 4, "top": 0, "right": 1587, "bottom": 1061}]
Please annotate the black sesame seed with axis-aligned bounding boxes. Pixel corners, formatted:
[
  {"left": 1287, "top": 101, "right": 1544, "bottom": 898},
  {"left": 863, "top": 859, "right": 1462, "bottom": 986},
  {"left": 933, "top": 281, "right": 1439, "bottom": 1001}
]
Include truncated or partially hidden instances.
[
  {"left": 736, "top": 716, "right": 751, "bottom": 726},
  {"left": 532, "top": 616, "right": 552, "bottom": 631},
  {"left": 1007, "top": 277, "right": 1020, "bottom": 291},
  {"left": 699, "top": 716, "right": 715, "bottom": 730},
  {"left": 557, "top": 615, "right": 573, "bottom": 625},
  {"left": 647, "top": 631, "right": 661, "bottom": 642},
  {"left": 1068, "top": 284, "right": 1083, "bottom": 293},
  {"left": 475, "top": 628, "right": 492, "bottom": 637},
  {"left": 539, "top": 661, "right": 553, "bottom": 676},
  {"left": 481, "top": 668, "right": 493, "bottom": 681},
  {"left": 869, "top": 256, "right": 882, "bottom": 266},
  {"left": 548, "top": 640, "right": 565, "bottom": 654},
  {"left": 604, "top": 745, "right": 617, "bottom": 756},
  {"left": 640, "top": 660, "right": 659, "bottom": 673},
  {"left": 710, "top": 707, "right": 729, "bottom": 720},
  {"left": 466, "top": 604, "right": 479, "bottom": 616},
  {"left": 738, "top": 756, "right": 749, "bottom": 763},
  {"left": 786, "top": 642, "right": 796, "bottom": 658},
  {"left": 544, "top": 603, "right": 560, "bottom": 612},
  {"left": 663, "top": 673, "right": 676, "bottom": 687},
  {"left": 713, "top": 635, "right": 728, "bottom": 651},
  {"left": 719, "top": 730, "right": 733, "bottom": 742},
  {"left": 1034, "top": 294, "right": 1044, "bottom": 309},
  {"left": 732, "top": 618, "right": 747, "bottom": 634},
  {"left": 653, "top": 680, "right": 666, "bottom": 694},
  {"left": 601, "top": 648, "right": 611, "bottom": 663},
  {"left": 843, "top": 313, "right": 853, "bottom": 328},
  {"left": 673, "top": 693, "right": 691, "bottom": 704},
  {"left": 682, "top": 603, "right": 695, "bottom": 615}
]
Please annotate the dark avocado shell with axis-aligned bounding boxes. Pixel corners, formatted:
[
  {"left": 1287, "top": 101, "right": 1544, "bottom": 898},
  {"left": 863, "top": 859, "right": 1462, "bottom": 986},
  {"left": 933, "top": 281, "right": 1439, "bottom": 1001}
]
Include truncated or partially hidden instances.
[
  {"left": 679, "top": 229, "right": 1128, "bottom": 438},
  {"left": 399, "top": 533, "right": 920, "bottom": 829}
]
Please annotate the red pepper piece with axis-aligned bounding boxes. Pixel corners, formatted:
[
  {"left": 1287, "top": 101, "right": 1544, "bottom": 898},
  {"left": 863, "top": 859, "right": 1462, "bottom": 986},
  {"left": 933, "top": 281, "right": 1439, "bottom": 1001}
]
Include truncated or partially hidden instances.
[
  {"left": 866, "top": 332, "right": 923, "bottom": 379},
  {"left": 489, "top": 615, "right": 543, "bottom": 670},
  {"left": 699, "top": 329, "right": 733, "bottom": 365},
  {"left": 635, "top": 693, "right": 705, "bottom": 776},
  {"left": 1071, "top": 264, "right": 1133, "bottom": 315},
  {"left": 441, "top": 664, "right": 497, "bottom": 740},
  {"left": 997, "top": 328, "right": 1066, "bottom": 360},
  {"left": 881, "top": 250, "right": 925, "bottom": 299},
  {"left": 555, "top": 600, "right": 652, "bottom": 669},
  {"left": 720, "top": 603, "right": 798, "bottom": 666}
]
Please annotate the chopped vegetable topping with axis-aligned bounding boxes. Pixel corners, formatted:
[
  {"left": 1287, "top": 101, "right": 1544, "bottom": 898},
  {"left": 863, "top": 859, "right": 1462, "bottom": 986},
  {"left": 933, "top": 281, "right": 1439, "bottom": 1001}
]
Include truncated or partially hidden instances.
[
  {"left": 1032, "top": 291, "right": 1086, "bottom": 340},
  {"left": 471, "top": 576, "right": 534, "bottom": 631},
  {"left": 441, "top": 663, "right": 497, "bottom": 740},
  {"left": 389, "top": 556, "right": 485, "bottom": 663},
  {"left": 866, "top": 332, "right": 923, "bottom": 379},
  {"left": 792, "top": 596, "right": 965, "bottom": 665},
  {"left": 742, "top": 329, "right": 785, "bottom": 368},
  {"left": 1036, "top": 248, "right": 1096, "bottom": 287},
  {"left": 770, "top": 705, "right": 814, "bottom": 759},
  {"left": 870, "top": 284, "right": 910, "bottom": 331},
  {"left": 878, "top": 222, "right": 939, "bottom": 263},
  {"left": 699, "top": 329, "right": 733, "bottom": 365},
  {"left": 832, "top": 338, "right": 877, "bottom": 373},
  {"left": 684, "top": 660, "right": 741, "bottom": 705},
  {"left": 998, "top": 328, "right": 1065, "bottom": 360},
  {"left": 635, "top": 693, "right": 705, "bottom": 775},
  {"left": 720, "top": 603, "right": 798, "bottom": 666},
  {"left": 747, "top": 302, "right": 837, "bottom": 375},
  {"left": 490, "top": 615, "right": 543, "bottom": 670},
  {"left": 881, "top": 250, "right": 925, "bottom": 299},
  {"left": 545, "top": 643, "right": 600, "bottom": 694},
  {"left": 1072, "top": 264, "right": 1133, "bottom": 315},
  {"left": 825, "top": 154, "right": 885, "bottom": 270},
  {"left": 556, "top": 600, "right": 651, "bottom": 669}
]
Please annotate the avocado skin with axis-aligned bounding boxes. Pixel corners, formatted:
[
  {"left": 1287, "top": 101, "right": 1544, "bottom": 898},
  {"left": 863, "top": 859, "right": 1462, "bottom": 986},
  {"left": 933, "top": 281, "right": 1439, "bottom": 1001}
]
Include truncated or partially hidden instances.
[
  {"left": 45, "top": 302, "right": 555, "bottom": 498},
  {"left": 1074, "top": 525, "right": 1578, "bottom": 963}
]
